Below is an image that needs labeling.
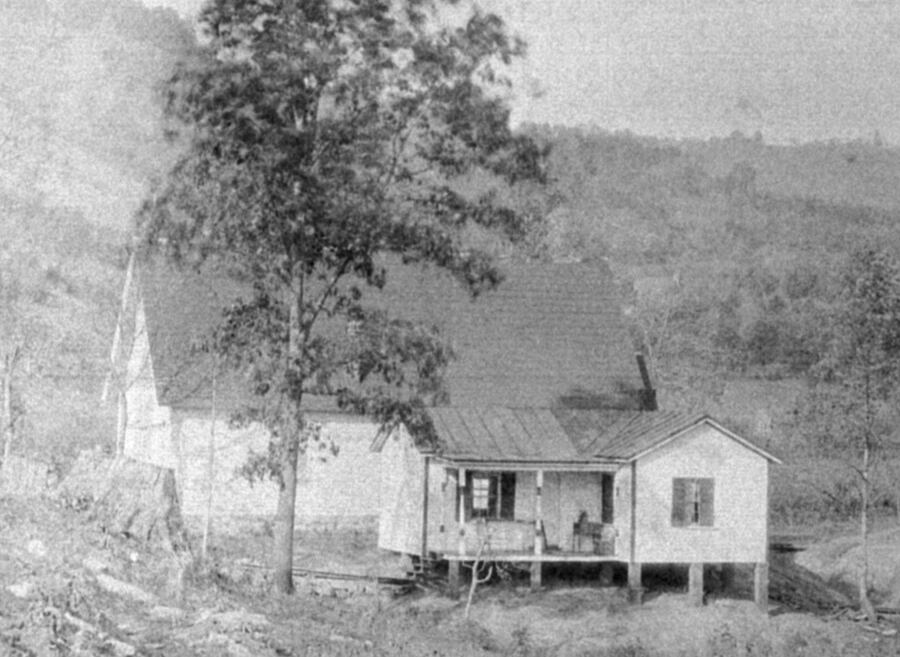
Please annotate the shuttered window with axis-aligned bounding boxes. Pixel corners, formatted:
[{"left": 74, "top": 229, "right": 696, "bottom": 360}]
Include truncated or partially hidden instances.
[
  {"left": 671, "top": 478, "right": 715, "bottom": 527},
  {"left": 464, "top": 472, "right": 516, "bottom": 520}
]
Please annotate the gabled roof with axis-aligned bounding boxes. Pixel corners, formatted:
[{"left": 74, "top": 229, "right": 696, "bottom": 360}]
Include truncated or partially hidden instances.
[
  {"left": 137, "top": 256, "right": 647, "bottom": 412},
  {"left": 379, "top": 259, "right": 645, "bottom": 409},
  {"left": 137, "top": 260, "right": 340, "bottom": 411},
  {"left": 409, "top": 408, "right": 782, "bottom": 466},
  {"left": 579, "top": 410, "right": 782, "bottom": 463}
]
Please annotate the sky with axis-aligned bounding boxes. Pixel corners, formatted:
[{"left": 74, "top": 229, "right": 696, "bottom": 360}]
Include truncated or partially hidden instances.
[{"left": 144, "top": 0, "right": 900, "bottom": 145}]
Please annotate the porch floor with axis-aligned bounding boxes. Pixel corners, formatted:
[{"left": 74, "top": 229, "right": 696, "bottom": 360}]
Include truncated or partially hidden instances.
[{"left": 442, "top": 551, "right": 623, "bottom": 563}]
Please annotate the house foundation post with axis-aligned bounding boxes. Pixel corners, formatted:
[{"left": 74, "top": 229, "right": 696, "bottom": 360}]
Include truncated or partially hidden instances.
[
  {"left": 720, "top": 563, "right": 735, "bottom": 593},
  {"left": 754, "top": 562, "right": 769, "bottom": 612},
  {"left": 448, "top": 560, "right": 460, "bottom": 591},
  {"left": 531, "top": 470, "right": 544, "bottom": 590},
  {"left": 627, "top": 562, "right": 642, "bottom": 604},
  {"left": 530, "top": 561, "right": 542, "bottom": 589},
  {"left": 599, "top": 562, "right": 614, "bottom": 587},
  {"left": 688, "top": 562, "right": 704, "bottom": 606}
]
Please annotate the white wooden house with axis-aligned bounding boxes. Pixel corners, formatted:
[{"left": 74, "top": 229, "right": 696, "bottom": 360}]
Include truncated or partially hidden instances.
[
  {"left": 118, "top": 260, "right": 386, "bottom": 529},
  {"left": 113, "top": 255, "right": 779, "bottom": 604},
  {"left": 375, "top": 410, "right": 780, "bottom": 605},
  {"left": 116, "top": 256, "right": 649, "bottom": 525}
]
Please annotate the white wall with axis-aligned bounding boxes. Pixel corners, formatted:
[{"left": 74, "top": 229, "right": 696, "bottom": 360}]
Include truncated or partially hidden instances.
[
  {"left": 378, "top": 428, "right": 425, "bottom": 554},
  {"left": 174, "top": 412, "right": 277, "bottom": 519},
  {"left": 302, "top": 420, "right": 384, "bottom": 523},
  {"left": 123, "top": 303, "right": 176, "bottom": 469},
  {"left": 123, "top": 302, "right": 385, "bottom": 528},
  {"left": 176, "top": 412, "right": 385, "bottom": 524},
  {"left": 513, "top": 472, "right": 606, "bottom": 551},
  {"left": 633, "top": 423, "right": 769, "bottom": 564},
  {"left": 425, "top": 462, "right": 454, "bottom": 555},
  {"left": 614, "top": 466, "right": 632, "bottom": 559}
]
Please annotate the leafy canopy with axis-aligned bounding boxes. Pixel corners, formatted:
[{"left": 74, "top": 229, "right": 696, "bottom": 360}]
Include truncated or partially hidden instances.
[
  {"left": 808, "top": 247, "right": 900, "bottom": 457},
  {"left": 141, "top": 0, "right": 545, "bottom": 458}
]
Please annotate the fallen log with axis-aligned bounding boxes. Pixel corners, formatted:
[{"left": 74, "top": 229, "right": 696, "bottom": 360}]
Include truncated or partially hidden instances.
[{"left": 94, "top": 573, "right": 157, "bottom": 605}]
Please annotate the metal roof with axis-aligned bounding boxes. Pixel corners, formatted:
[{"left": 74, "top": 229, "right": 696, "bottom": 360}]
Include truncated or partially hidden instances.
[
  {"left": 417, "top": 408, "right": 782, "bottom": 466},
  {"left": 428, "top": 407, "right": 582, "bottom": 462},
  {"left": 568, "top": 410, "right": 701, "bottom": 460},
  {"left": 139, "top": 256, "right": 646, "bottom": 411},
  {"left": 606, "top": 412, "right": 783, "bottom": 463}
]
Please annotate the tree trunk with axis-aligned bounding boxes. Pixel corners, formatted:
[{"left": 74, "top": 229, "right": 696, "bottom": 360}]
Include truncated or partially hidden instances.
[
  {"left": 115, "top": 390, "right": 127, "bottom": 457},
  {"left": 201, "top": 368, "right": 217, "bottom": 560},
  {"left": 860, "top": 436, "right": 877, "bottom": 622},
  {"left": 273, "top": 435, "right": 299, "bottom": 593},
  {"left": 2, "top": 361, "right": 11, "bottom": 466},
  {"left": 2, "top": 348, "right": 20, "bottom": 466},
  {"left": 272, "top": 270, "right": 303, "bottom": 594}
]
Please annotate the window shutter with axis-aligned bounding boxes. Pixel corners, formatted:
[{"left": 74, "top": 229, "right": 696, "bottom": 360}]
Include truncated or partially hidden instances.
[
  {"left": 500, "top": 472, "right": 516, "bottom": 520},
  {"left": 671, "top": 478, "right": 687, "bottom": 526},
  {"left": 699, "top": 478, "right": 715, "bottom": 526},
  {"left": 463, "top": 472, "right": 473, "bottom": 521},
  {"left": 601, "top": 473, "right": 614, "bottom": 524}
]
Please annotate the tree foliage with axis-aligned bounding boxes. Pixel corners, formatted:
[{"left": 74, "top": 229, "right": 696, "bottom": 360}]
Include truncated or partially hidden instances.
[
  {"left": 141, "top": 0, "right": 544, "bottom": 592},
  {"left": 811, "top": 247, "right": 900, "bottom": 455},
  {"left": 804, "top": 246, "right": 900, "bottom": 618}
]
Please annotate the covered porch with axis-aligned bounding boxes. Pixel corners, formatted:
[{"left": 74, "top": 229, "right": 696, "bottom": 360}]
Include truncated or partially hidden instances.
[{"left": 424, "top": 461, "right": 628, "bottom": 589}]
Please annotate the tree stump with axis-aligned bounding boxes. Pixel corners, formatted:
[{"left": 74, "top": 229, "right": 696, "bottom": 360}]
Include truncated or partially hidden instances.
[{"left": 57, "top": 451, "right": 190, "bottom": 554}]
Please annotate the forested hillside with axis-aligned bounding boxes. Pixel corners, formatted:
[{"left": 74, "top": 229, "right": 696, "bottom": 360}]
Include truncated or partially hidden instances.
[
  {"left": 524, "top": 125, "right": 900, "bottom": 379},
  {"left": 0, "top": 0, "right": 193, "bottom": 463},
  {"left": 520, "top": 125, "right": 900, "bottom": 523},
  {"left": 2, "top": 0, "right": 900, "bottom": 524}
]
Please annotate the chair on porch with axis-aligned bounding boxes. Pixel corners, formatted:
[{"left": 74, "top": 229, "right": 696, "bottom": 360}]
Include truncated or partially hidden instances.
[{"left": 572, "top": 511, "right": 615, "bottom": 555}]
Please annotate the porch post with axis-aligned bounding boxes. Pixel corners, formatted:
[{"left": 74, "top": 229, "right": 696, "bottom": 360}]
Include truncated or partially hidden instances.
[
  {"left": 449, "top": 467, "right": 467, "bottom": 592},
  {"left": 439, "top": 468, "right": 448, "bottom": 550},
  {"left": 754, "top": 562, "right": 769, "bottom": 612},
  {"left": 457, "top": 467, "right": 467, "bottom": 558},
  {"left": 628, "top": 461, "right": 642, "bottom": 604},
  {"left": 531, "top": 470, "right": 544, "bottom": 590},
  {"left": 421, "top": 456, "right": 430, "bottom": 559},
  {"left": 627, "top": 562, "right": 642, "bottom": 604},
  {"left": 688, "top": 562, "right": 704, "bottom": 606}
]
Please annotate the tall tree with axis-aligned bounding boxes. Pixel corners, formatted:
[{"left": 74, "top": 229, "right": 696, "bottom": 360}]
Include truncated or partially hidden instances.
[
  {"left": 141, "top": 0, "right": 543, "bottom": 593},
  {"left": 808, "top": 247, "right": 900, "bottom": 621}
]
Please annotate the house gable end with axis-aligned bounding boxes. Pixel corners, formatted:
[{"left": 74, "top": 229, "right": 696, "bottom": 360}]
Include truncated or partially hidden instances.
[{"left": 628, "top": 416, "right": 782, "bottom": 465}]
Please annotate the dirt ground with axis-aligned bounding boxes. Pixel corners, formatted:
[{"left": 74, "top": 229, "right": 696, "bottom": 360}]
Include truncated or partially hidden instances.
[{"left": 2, "top": 496, "right": 899, "bottom": 657}]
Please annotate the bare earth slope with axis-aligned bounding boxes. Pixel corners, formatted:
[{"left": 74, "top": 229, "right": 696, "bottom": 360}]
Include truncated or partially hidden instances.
[{"left": 1, "top": 494, "right": 898, "bottom": 656}]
